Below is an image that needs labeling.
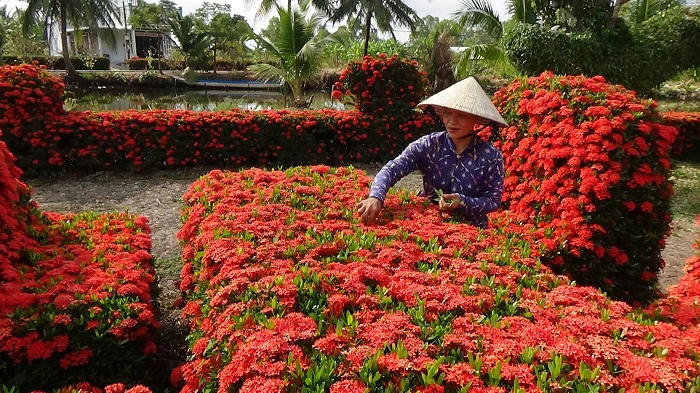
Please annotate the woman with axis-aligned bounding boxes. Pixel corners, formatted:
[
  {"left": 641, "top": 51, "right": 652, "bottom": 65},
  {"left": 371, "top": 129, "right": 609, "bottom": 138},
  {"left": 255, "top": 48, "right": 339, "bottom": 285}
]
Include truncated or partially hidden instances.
[{"left": 355, "top": 77, "right": 508, "bottom": 228}]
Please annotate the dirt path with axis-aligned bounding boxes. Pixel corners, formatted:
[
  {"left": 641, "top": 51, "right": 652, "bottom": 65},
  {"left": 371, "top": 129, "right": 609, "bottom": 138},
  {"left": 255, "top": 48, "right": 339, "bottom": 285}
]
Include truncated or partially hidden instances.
[{"left": 26, "top": 166, "right": 698, "bottom": 293}]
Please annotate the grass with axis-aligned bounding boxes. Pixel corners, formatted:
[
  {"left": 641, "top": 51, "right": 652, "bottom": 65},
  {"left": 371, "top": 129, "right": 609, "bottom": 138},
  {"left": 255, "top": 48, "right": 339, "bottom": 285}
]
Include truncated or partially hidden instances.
[{"left": 671, "top": 160, "right": 700, "bottom": 219}]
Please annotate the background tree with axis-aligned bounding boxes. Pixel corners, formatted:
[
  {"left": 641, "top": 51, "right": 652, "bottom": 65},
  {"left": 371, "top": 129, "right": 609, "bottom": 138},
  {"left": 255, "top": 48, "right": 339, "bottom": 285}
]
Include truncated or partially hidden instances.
[
  {"left": 22, "top": 0, "right": 120, "bottom": 79},
  {"left": 620, "top": 0, "right": 681, "bottom": 25},
  {"left": 248, "top": 5, "right": 331, "bottom": 106},
  {"left": 193, "top": 4, "right": 247, "bottom": 72},
  {"left": 451, "top": 0, "right": 525, "bottom": 77},
  {"left": 168, "top": 13, "right": 209, "bottom": 67},
  {"left": 0, "top": 8, "right": 46, "bottom": 58},
  {"left": 129, "top": 0, "right": 178, "bottom": 28},
  {"left": 326, "top": 0, "right": 420, "bottom": 56}
]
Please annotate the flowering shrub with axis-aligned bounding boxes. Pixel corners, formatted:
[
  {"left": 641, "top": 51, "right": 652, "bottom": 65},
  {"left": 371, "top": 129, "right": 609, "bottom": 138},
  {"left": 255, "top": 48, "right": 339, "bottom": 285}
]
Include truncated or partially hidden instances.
[
  {"left": 488, "top": 72, "right": 678, "bottom": 304},
  {"left": 175, "top": 166, "right": 700, "bottom": 393},
  {"left": 663, "top": 112, "right": 700, "bottom": 161},
  {"left": 652, "top": 215, "right": 700, "bottom": 327},
  {"left": 0, "top": 130, "right": 159, "bottom": 391},
  {"left": 15, "top": 382, "right": 153, "bottom": 393},
  {"left": 0, "top": 63, "right": 65, "bottom": 134},
  {"left": 0, "top": 64, "right": 435, "bottom": 172},
  {"left": 333, "top": 54, "right": 429, "bottom": 124}
]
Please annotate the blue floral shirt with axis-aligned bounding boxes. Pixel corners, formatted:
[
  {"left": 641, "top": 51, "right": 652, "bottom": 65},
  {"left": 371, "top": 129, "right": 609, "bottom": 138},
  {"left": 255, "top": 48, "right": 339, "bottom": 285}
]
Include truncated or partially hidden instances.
[{"left": 369, "top": 131, "right": 504, "bottom": 228}]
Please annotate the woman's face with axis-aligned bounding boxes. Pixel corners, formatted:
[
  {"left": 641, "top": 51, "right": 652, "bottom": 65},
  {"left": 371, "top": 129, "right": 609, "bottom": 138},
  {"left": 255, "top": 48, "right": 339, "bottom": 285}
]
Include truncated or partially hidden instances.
[{"left": 440, "top": 108, "right": 478, "bottom": 139}]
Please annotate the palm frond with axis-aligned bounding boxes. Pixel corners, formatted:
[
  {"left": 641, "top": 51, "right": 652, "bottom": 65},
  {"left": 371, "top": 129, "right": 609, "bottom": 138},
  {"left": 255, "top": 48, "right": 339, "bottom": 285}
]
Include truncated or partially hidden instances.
[
  {"left": 452, "top": 0, "right": 503, "bottom": 39},
  {"left": 508, "top": 0, "right": 537, "bottom": 24},
  {"left": 453, "top": 43, "right": 518, "bottom": 78},
  {"left": 248, "top": 62, "right": 286, "bottom": 83}
]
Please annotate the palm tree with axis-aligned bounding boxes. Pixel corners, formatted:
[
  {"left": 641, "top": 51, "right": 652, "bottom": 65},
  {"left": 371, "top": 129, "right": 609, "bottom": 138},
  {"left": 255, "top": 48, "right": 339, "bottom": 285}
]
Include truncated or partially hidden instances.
[
  {"left": 620, "top": 0, "right": 681, "bottom": 25},
  {"left": 22, "top": 0, "right": 120, "bottom": 80},
  {"left": 327, "top": 0, "right": 419, "bottom": 56},
  {"left": 248, "top": 5, "right": 330, "bottom": 106},
  {"left": 167, "top": 13, "right": 209, "bottom": 67},
  {"left": 244, "top": 0, "right": 332, "bottom": 19},
  {"left": 451, "top": 0, "right": 525, "bottom": 77}
]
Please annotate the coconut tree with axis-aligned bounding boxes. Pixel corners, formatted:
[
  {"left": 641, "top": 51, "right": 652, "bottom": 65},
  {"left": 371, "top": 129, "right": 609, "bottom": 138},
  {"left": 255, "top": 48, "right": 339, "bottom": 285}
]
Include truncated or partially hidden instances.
[
  {"left": 244, "top": 0, "right": 333, "bottom": 19},
  {"left": 167, "top": 13, "right": 209, "bottom": 67},
  {"left": 22, "top": 0, "right": 121, "bottom": 80},
  {"left": 451, "top": 0, "right": 527, "bottom": 77},
  {"left": 326, "top": 0, "right": 419, "bottom": 57},
  {"left": 248, "top": 5, "right": 331, "bottom": 106},
  {"left": 620, "top": 0, "right": 681, "bottom": 25}
]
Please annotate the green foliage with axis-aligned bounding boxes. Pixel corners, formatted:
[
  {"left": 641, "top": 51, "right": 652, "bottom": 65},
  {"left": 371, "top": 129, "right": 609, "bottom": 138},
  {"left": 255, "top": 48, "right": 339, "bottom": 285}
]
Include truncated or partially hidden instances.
[
  {"left": 502, "top": 7, "right": 700, "bottom": 95},
  {"left": 22, "top": 0, "right": 121, "bottom": 77},
  {"left": 0, "top": 7, "right": 46, "bottom": 57},
  {"left": 249, "top": 5, "right": 329, "bottom": 105},
  {"left": 670, "top": 162, "right": 700, "bottom": 218},
  {"left": 327, "top": 0, "right": 419, "bottom": 56},
  {"left": 167, "top": 13, "right": 209, "bottom": 65},
  {"left": 128, "top": 0, "right": 178, "bottom": 28},
  {"left": 620, "top": 0, "right": 681, "bottom": 25}
]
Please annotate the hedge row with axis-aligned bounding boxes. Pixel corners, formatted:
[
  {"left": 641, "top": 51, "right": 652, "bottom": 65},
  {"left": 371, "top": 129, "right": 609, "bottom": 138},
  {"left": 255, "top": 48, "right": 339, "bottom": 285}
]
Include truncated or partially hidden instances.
[
  {"left": 127, "top": 57, "right": 254, "bottom": 71},
  {"left": 664, "top": 111, "right": 700, "bottom": 161},
  {"left": 3, "top": 55, "right": 110, "bottom": 70},
  {"left": 0, "top": 128, "right": 159, "bottom": 391},
  {"left": 175, "top": 165, "right": 700, "bottom": 392},
  {"left": 0, "top": 63, "right": 434, "bottom": 174}
]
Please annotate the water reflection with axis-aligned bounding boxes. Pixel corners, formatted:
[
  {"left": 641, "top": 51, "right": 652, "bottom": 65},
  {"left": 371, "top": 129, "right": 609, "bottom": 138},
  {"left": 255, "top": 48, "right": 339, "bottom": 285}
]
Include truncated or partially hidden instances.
[{"left": 69, "top": 89, "right": 349, "bottom": 112}]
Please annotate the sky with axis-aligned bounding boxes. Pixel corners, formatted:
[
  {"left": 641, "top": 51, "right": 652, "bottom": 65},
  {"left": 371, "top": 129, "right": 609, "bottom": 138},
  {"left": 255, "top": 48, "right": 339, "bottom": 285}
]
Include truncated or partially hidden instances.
[{"left": 4, "top": 0, "right": 510, "bottom": 42}]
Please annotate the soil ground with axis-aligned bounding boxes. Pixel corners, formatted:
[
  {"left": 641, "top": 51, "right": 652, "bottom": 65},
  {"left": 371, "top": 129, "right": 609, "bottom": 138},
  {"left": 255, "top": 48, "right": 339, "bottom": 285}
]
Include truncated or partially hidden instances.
[{"left": 24, "top": 164, "right": 699, "bottom": 390}]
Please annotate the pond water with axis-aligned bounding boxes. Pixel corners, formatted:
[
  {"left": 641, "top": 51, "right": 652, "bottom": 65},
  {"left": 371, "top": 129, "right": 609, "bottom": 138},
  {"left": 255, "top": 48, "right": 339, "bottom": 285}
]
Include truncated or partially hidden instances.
[
  {"left": 66, "top": 89, "right": 698, "bottom": 114},
  {"left": 66, "top": 88, "right": 349, "bottom": 112}
]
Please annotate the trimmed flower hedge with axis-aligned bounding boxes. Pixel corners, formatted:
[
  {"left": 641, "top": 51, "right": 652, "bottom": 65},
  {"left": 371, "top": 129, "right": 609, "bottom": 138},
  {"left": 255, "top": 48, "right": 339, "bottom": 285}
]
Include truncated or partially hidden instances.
[
  {"left": 0, "top": 62, "right": 435, "bottom": 173},
  {"left": 652, "top": 215, "right": 700, "bottom": 327},
  {"left": 0, "top": 131, "right": 159, "bottom": 391},
  {"left": 175, "top": 166, "right": 700, "bottom": 393},
  {"left": 664, "top": 111, "right": 700, "bottom": 161},
  {"left": 33, "top": 382, "right": 153, "bottom": 393},
  {"left": 333, "top": 54, "right": 429, "bottom": 124},
  {"left": 489, "top": 72, "right": 678, "bottom": 304}
]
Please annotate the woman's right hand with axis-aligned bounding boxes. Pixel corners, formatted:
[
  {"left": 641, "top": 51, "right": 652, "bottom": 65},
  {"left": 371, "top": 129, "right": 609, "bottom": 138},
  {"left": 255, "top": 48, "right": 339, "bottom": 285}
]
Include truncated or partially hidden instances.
[{"left": 354, "top": 197, "right": 383, "bottom": 223}]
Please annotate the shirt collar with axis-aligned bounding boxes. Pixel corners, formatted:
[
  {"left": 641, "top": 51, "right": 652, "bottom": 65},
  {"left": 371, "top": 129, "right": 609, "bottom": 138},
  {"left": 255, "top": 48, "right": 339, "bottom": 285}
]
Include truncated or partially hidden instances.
[{"left": 445, "top": 132, "right": 479, "bottom": 159}]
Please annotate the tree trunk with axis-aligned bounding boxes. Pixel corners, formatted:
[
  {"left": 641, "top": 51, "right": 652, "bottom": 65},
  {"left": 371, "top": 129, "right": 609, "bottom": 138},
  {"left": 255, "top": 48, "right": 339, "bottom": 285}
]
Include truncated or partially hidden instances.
[
  {"left": 610, "top": 0, "right": 631, "bottom": 28},
  {"left": 288, "top": 0, "right": 292, "bottom": 12},
  {"left": 363, "top": 11, "right": 372, "bottom": 57},
  {"left": 60, "top": 3, "right": 79, "bottom": 80},
  {"left": 213, "top": 47, "right": 217, "bottom": 74}
]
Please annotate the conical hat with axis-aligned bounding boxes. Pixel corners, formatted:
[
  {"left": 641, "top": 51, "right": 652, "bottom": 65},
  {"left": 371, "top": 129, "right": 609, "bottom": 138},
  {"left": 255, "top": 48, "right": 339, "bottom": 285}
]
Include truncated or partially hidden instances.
[{"left": 417, "top": 77, "right": 508, "bottom": 127}]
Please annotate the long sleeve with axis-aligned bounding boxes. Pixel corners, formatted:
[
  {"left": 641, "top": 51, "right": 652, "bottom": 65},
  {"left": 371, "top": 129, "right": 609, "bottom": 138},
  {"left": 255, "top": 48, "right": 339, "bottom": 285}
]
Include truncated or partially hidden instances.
[
  {"left": 369, "top": 136, "right": 430, "bottom": 203},
  {"left": 456, "top": 150, "right": 504, "bottom": 217}
]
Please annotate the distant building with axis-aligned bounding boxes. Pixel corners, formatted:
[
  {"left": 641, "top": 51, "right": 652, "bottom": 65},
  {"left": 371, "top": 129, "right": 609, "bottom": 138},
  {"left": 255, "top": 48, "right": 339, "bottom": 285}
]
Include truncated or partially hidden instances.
[{"left": 47, "top": 0, "right": 178, "bottom": 68}]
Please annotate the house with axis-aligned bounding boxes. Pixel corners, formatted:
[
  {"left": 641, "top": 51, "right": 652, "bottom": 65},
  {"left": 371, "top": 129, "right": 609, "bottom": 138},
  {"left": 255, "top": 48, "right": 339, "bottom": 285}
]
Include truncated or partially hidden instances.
[{"left": 47, "top": 0, "right": 178, "bottom": 68}]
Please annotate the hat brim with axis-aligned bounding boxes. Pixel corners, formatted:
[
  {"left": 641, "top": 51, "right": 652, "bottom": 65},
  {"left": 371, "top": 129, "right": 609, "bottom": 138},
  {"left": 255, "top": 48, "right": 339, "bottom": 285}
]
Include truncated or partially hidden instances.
[
  {"left": 417, "top": 77, "right": 508, "bottom": 127},
  {"left": 422, "top": 104, "right": 502, "bottom": 127}
]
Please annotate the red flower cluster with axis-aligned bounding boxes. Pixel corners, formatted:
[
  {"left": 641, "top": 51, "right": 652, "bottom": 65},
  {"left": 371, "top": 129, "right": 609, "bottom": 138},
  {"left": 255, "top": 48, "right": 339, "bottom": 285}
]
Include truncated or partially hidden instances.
[
  {"left": 652, "top": 215, "right": 700, "bottom": 327},
  {"left": 175, "top": 166, "right": 700, "bottom": 392},
  {"left": 333, "top": 54, "right": 430, "bottom": 124},
  {"left": 0, "top": 64, "right": 435, "bottom": 173},
  {"left": 31, "top": 382, "right": 153, "bottom": 393},
  {"left": 490, "top": 72, "right": 678, "bottom": 303},
  {"left": 663, "top": 111, "right": 700, "bottom": 160},
  {"left": 0, "top": 130, "right": 159, "bottom": 391},
  {"left": 0, "top": 63, "right": 65, "bottom": 134}
]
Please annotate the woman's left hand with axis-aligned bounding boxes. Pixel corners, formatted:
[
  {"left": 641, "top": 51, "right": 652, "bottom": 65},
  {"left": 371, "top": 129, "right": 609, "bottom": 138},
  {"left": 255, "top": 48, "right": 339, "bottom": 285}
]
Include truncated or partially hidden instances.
[{"left": 439, "top": 194, "right": 462, "bottom": 212}]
